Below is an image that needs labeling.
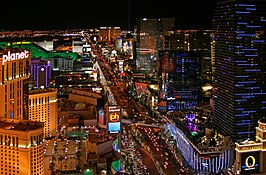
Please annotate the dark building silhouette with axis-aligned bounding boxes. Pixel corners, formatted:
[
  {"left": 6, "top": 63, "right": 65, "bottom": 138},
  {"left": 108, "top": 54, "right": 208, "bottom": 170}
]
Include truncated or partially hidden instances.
[{"left": 212, "top": 0, "right": 266, "bottom": 142}]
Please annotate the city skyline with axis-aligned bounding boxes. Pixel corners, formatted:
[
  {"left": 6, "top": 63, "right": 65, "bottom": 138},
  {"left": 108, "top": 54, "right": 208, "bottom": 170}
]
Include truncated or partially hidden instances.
[
  {"left": 1, "top": 0, "right": 266, "bottom": 174},
  {"left": 2, "top": 0, "right": 216, "bottom": 31}
]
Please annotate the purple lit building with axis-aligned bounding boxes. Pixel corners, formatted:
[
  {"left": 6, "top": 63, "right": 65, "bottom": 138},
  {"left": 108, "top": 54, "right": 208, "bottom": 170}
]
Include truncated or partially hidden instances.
[{"left": 30, "top": 59, "right": 52, "bottom": 88}]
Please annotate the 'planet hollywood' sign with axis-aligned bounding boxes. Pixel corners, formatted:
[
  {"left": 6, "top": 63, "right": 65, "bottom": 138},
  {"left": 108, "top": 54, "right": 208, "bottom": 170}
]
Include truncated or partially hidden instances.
[{"left": 2, "top": 50, "right": 29, "bottom": 65}]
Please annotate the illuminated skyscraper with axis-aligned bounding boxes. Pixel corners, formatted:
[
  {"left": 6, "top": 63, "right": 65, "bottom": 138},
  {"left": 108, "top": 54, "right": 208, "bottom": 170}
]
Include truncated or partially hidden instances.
[
  {"left": 0, "top": 118, "right": 45, "bottom": 175},
  {"left": 0, "top": 48, "right": 31, "bottom": 119},
  {"left": 212, "top": 0, "right": 266, "bottom": 142},
  {"left": 158, "top": 50, "right": 202, "bottom": 112},
  {"left": 28, "top": 89, "right": 58, "bottom": 138},
  {"left": 136, "top": 18, "right": 175, "bottom": 74},
  {"left": 99, "top": 27, "right": 122, "bottom": 43}
]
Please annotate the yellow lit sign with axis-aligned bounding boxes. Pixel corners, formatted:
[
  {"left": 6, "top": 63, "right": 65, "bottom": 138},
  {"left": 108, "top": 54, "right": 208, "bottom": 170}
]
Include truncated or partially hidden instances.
[
  {"left": 245, "top": 156, "right": 256, "bottom": 169},
  {"left": 240, "top": 145, "right": 261, "bottom": 151},
  {"left": 109, "top": 113, "right": 120, "bottom": 122}
]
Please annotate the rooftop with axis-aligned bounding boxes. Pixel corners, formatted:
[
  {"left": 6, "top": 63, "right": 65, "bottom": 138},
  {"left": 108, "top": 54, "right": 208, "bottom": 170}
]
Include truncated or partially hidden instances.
[
  {"left": 0, "top": 118, "right": 44, "bottom": 131},
  {"left": 166, "top": 109, "right": 233, "bottom": 153},
  {"left": 69, "top": 88, "right": 102, "bottom": 98},
  {"left": 89, "top": 134, "right": 110, "bottom": 144},
  {"left": 29, "top": 88, "right": 57, "bottom": 95},
  {"left": 259, "top": 117, "right": 266, "bottom": 124},
  {"left": 59, "top": 100, "right": 94, "bottom": 111}
]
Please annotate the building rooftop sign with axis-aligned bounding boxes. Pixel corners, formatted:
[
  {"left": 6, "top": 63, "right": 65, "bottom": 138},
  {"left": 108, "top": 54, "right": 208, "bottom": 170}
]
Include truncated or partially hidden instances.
[{"left": 2, "top": 50, "right": 29, "bottom": 65}]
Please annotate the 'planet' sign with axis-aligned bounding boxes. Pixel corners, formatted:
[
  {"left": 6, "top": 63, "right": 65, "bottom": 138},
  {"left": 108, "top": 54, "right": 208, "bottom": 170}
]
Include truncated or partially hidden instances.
[{"left": 2, "top": 50, "right": 29, "bottom": 65}]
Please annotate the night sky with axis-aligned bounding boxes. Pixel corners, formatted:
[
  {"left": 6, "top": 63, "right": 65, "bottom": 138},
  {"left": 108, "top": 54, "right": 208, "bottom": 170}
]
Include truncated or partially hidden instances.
[{"left": 1, "top": 0, "right": 216, "bottom": 31}]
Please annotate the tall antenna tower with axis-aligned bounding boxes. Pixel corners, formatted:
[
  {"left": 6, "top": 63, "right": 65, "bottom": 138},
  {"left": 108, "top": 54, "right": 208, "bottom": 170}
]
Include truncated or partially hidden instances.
[{"left": 128, "top": 0, "right": 131, "bottom": 32}]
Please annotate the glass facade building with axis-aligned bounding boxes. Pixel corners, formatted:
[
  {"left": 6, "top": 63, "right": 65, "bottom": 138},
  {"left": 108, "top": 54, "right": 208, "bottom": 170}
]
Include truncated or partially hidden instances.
[
  {"left": 158, "top": 50, "right": 202, "bottom": 111},
  {"left": 212, "top": 0, "right": 266, "bottom": 142},
  {"left": 135, "top": 18, "right": 175, "bottom": 74}
]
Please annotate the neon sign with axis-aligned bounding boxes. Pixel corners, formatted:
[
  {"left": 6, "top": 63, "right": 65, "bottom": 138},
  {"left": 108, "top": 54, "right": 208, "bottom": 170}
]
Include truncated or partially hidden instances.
[
  {"left": 2, "top": 50, "right": 29, "bottom": 65},
  {"left": 109, "top": 113, "right": 120, "bottom": 122},
  {"left": 241, "top": 152, "right": 259, "bottom": 173},
  {"left": 245, "top": 156, "right": 256, "bottom": 170}
]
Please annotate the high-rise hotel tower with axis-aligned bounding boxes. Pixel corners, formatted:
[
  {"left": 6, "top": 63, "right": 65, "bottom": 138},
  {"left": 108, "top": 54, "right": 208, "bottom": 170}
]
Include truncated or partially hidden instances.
[
  {"left": 212, "top": 0, "right": 266, "bottom": 142},
  {"left": 28, "top": 89, "right": 58, "bottom": 138},
  {"left": 0, "top": 48, "right": 31, "bottom": 119},
  {"left": 0, "top": 118, "right": 45, "bottom": 175}
]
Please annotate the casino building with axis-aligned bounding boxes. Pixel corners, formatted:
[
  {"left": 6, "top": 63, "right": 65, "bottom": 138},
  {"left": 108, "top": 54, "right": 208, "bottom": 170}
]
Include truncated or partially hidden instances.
[
  {"left": 233, "top": 118, "right": 266, "bottom": 174},
  {"left": 0, "top": 118, "right": 45, "bottom": 175},
  {"left": 28, "top": 88, "right": 58, "bottom": 138},
  {"left": 0, "top": 48, "right": 31, "bottom": 119},
  {"left": 212, "top": 0, "right": 266, "bottom": 142},
  {"left": 29, "top": 59, "right": 52, "bottom": 89},
  {"left": 164, "top": 122, "right": 235, "bottom": 174},
  {"left": 158, "top": 50, "right": 202, "bottom": 112}
]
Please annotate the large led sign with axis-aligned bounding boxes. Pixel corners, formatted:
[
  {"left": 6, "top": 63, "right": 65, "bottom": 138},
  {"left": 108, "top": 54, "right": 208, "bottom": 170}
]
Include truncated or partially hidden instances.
[{"left": 107, "top": 106, "right": 121, "bottom": 134}]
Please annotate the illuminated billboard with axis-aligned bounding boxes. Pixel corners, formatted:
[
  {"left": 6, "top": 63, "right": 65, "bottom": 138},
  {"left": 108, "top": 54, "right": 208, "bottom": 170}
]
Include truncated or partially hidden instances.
[
  {"left": 112, "top": 137, "right": 120, "bottom": 152},
  {"left": 241, "top": 151, "right": 260, "bottom": 174},
  {"left": 111, "top": 159, "right": 121, "bottom": 172},
  {"left": 98, "top": 108, "right": 105, "bottom": 126},
  {"left": 108, "top": 122, "right": 120, "bottom": 133},
  {"left": 134, "top": 82, "right": 148, "bottom": 96},
  {"left": 107, "top": 106, "right": 121, "bottom": 134}
]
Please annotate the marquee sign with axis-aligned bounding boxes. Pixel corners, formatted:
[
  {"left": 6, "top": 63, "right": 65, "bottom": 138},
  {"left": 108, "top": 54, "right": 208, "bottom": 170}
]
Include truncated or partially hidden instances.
[
  {"left": 109, "top": 112, "right": 120, "bottom": 122},
  {"left": 107, "top": 106, "right": 121, "bottom": 134},
  {"left": 2, "top": 50, "right": 29, "bottom": 65},
  {"left": 245, "top": 156, "right": 256, "bottom": 169},
  {"left": 241, "top": 151, "right": 260, "bottom": 174}
]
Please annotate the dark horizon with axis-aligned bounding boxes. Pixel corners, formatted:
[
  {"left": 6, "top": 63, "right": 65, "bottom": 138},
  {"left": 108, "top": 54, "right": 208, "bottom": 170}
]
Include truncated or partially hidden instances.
[{"left": 1, "top": 1, "right": 216, "bottom": 31}]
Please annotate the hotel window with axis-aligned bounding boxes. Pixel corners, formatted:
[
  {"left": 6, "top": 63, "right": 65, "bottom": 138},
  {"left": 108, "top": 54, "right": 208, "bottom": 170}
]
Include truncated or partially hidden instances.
[
  {"left": 15, "top": 138, "right": 18, "bottom": 147},
  {"left": 4, "top": 135, "right": 7, "bottom": 145},
  {"left": 12, "top": 137, "right": 15, "bottom": 146},
  {"left": 6, "top": 64, "right": 8, "bottom": 80},
  {"left": 7, "top": 136, "right": 10, "bottom": 146}
]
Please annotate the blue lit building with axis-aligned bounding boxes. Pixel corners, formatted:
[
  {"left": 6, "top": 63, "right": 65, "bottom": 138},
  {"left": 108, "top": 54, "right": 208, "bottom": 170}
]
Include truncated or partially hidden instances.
[
  {"left": 164, "top": 122, "right": 234, "bottom": 174},
  {"left": 212, "top": 0, "right": 266, "bottom": 142},
  {"left": 158, "top": 50, "right": 202, "bottom": 112}
]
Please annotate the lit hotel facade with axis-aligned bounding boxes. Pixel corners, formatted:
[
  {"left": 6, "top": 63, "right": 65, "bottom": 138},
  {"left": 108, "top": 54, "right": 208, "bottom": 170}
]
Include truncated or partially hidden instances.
[
  {"left": 0, "top": 48, "right": 31, "bottom": 119},
  {"left": 0, "top": 118, "right": 45, "bottom": 175},
  {"left": 28, "top": 89, "right": 58, "bottom": 138},
  {"left": 233, "top": 118, "right": 266, "bottom": 174},
  {"left": 158, "top": 50, "right": 202, "bottom": 112},
  {"left": 164, "top": 122, "right": 234, "bottom": 174}
]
